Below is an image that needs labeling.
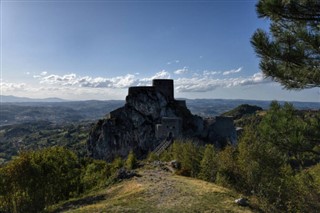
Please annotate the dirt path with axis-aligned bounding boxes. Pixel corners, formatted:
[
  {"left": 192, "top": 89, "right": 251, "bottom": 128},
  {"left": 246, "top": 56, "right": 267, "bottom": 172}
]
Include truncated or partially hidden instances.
[{"left": 53, "top": 162, "right": 254, "bottom": 212}]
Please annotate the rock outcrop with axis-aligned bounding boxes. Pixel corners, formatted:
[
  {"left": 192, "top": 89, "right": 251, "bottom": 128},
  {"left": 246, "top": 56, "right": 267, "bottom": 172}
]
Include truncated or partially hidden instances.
[{"left": 87, "top": 79, "right": 236, "bottom": 161}]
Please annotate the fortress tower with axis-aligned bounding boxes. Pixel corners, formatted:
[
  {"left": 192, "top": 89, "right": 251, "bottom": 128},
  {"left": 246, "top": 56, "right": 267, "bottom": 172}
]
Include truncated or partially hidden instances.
[{"left": 152, "top": 79, "right": 174, "bottom": 100}]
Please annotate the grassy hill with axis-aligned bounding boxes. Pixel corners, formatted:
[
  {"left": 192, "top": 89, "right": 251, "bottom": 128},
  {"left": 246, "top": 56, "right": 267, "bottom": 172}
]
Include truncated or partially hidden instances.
[{"left": 49, "top": 163, "right": 254, "bottom": 213}]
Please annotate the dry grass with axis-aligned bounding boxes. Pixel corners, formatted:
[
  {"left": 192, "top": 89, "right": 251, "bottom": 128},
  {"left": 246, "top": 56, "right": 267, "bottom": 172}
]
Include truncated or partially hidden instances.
[{"left": 50, "top": 165, "right": 255, "bottom": 213}]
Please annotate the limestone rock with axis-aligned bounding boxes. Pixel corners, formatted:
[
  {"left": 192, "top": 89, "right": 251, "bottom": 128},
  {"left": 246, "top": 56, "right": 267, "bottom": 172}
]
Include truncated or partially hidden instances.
[
  {"left": 235, "top": 197, "right": 249, "bottom": 206},
  {"left": 87, "top": 79, "right": 237, "bottom": 161}
]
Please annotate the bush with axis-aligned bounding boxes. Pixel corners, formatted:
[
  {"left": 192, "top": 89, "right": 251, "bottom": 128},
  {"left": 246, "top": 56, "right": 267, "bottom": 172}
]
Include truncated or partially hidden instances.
[
  {"left": 111, "top": 157, "right": 123, "bottom": 173},
  {"left": 82, "top": 159, "right": 110, "bottom": 191},
  {"left": 161, "top": 140, "right": 203, "bottom": 178},
  {"left": 125, "top": 150, "right": 137, "bottom": 170},
  {"left": 147, "top": 151, "right": 159, "bottom": 162}
]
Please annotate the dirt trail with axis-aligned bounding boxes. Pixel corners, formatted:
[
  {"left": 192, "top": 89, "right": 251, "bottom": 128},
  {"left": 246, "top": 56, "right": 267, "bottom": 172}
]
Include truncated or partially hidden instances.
[{"left": 54, "top": 162, "right": 254, "bottom": 212}]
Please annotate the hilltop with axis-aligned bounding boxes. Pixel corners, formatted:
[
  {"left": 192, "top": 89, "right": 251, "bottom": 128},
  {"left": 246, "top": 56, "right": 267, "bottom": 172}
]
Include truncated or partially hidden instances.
[
  {"left": 222, "top": 104, "right": 263, "bottom": 120},
  {"left": 49, "top": 163, "right": 254, "bottom": 213}
]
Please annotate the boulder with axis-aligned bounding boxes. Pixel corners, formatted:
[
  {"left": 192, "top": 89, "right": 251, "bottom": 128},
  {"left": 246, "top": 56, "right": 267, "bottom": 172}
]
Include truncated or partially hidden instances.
[{"left": 235, "top": 198, "right": 249, "bottom": 206}]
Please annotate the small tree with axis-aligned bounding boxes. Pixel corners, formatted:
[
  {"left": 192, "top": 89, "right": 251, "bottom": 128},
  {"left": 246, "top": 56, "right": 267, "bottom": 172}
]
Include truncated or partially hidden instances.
[
  {"left": 216, "top": 146, "right": 239, "bottom": 187},
  {"left": 125, "top": 150, "right": 137, "bottom": 170},
  {"left": 179, "top": 140, "right": 203, "bottom": 177},
  {"left": 198, "top": 144, "right": 217, "bottom": 182}
]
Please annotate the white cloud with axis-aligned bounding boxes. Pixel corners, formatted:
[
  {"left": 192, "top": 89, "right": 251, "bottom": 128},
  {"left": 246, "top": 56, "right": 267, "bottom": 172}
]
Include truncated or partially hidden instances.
[
  {"left": 150, "top": 70, "right": 171, "bottom": 79},
  {"left": 38, "top": 73, "right": 139, "bottom": 89},
  {"left": 203, "top": 70, "right": 221, "bottom": 76},
  {"left": 34, "top": 70, "right": 171, "bottom": 89},
  {"left": 222, "top": 67, "right": 242, "bottom": 75},
  {"left": 110, "top": 74, "right": 137, "bottom": 88},
  {"left": 32, "top": 68, "right": 269, "bottom": 94},
  {"left": 16, "top": 68, "right": 271, "bottom": 99},
  {"left": 0, "top": 82, "right": 26, "bottom": 92},
  {"left": 33, "top": 71, "right": 48, "bottom": 78},
  {"left": 175, "top": 72, "right": 271, "bottom": 93},
  {"left": 41, "top": 73, "right": 77, "bottom": 85},
  {"left": 174, "top": 67, "right": 188, "bottom": 75}
]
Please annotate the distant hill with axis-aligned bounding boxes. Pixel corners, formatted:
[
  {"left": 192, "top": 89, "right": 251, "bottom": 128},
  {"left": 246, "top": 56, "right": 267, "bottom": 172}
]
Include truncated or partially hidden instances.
[
  {"left": 186, "top": 99, "right": 319, "bottom": 116},
  {"left": 0, "top": 95, "right": 66, "bottom": 102},
  {"left": 222, "top": 104, "right": 263, "bottom": 120},
  {"left": 0, "top": 96, "right": 318, "bottom": 126},
  {"left": 0, "top": 100, "right": 124, "bottom": 126}
]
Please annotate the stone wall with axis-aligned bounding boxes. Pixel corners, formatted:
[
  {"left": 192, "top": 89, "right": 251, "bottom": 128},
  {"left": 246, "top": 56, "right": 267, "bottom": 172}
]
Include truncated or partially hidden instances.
[
  {"left": 155, "top": 117, "right": 182, "bottom": 139},
  {"left": 175, "top": 100, "right": 186, "bottom": 108},
  {"left": 128, "top": 86, "right": 156, "bottom": 97},
  {"left": 212, "top": 116, "right": 237, "bottom": 145}
]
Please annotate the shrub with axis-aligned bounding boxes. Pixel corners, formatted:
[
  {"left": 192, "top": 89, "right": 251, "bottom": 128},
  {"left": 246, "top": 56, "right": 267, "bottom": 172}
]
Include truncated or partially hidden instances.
[
  {"left": 111, "top": 156, "right": 123, "bottom": 173},
  {"left": 125, "top": 150, "right": 137, "bottom": 170},
  {"left": 146, "top": 151, "right": 159, "bottom": 162},
  {"left": 82, "top": 159, "right": 110, "bottom": 191}
]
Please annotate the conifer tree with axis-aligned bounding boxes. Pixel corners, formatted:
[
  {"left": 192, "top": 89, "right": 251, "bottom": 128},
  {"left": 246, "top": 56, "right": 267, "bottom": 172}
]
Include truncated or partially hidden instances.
[
  {"left": 251, "top": 0, "right": 320, "bottom": 89},
  {"left": 198, "top": 144, "right": 217, "bottom": 182}
]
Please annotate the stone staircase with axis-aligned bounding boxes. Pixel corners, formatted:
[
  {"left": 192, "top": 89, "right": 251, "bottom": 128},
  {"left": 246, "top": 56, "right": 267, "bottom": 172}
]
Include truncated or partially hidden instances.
[{"left": 153, "top": 139, "right": 173, "bottom": 156}]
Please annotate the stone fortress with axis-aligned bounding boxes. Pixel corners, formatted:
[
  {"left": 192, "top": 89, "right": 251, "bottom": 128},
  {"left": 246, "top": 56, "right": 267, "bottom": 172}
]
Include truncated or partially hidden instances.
[
  {"left": 108, "top": 79, "right": 185, "bottom": 140},
  {"left": 129, "top": 79, "right": 184, "bottom": 140},
  {"left": 88, "top": 79, "right": 237, "bottom": 161}
]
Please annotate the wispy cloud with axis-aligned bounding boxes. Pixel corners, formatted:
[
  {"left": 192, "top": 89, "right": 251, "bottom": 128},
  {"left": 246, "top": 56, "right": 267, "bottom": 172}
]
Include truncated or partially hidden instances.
[
  {"left": 34, "top": 70, "right": 171, "bottom": 89},
  {"left": 39, "top": 73, "right": 138, "bottom": 88},
  {"left": 203, "top": 70, "right": 221, "bottom": 76},
  {"left": 0, "top": 82, "right": 26, "bottom": 92},
  {"left": 222, "top": 67, "right": 242, "bottom": 75},
  {"left": 40, "top": 71, "right": 47, "bottom": 76},
  {"left": 175, "top": 72, "right": 271, "bottom": 92},
  {"left": 33, "top": 68, "right": 269, "bottom": 93},
  {"left": 140, "top": 70, "right": 171, "bottom": 85},
  {"left": 151, "top": 70, "right": 171, "bottom": 79},
  {"left": 167, "top": 60, "right": 180, "bottom": 65},
  {"left": 174, "top": 67, "right": 188, "bottom": 75},
  {"left": 0, "top": 69, "right": 269, "bottom": 99}
]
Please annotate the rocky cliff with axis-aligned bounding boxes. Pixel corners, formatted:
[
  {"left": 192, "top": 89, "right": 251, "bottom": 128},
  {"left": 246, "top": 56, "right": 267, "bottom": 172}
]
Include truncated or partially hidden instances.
[{"left": 87, "top": 80, "right": 236, "bottom": 161}]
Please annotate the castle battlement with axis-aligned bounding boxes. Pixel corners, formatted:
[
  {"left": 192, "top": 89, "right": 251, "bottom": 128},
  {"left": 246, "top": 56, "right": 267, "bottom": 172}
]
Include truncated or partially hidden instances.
[{"left": 127, "top": 79, "right": 175, "bottom": 101}]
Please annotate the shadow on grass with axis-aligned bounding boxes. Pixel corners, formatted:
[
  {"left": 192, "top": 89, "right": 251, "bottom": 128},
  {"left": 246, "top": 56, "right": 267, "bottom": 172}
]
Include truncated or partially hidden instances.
[{"left": 52, "top": 194, "right": 106, "bottom": 212}]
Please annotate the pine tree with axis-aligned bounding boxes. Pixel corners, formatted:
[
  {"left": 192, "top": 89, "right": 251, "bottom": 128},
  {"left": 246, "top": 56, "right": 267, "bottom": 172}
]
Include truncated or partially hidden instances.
[
  {"left": 251, "top": 0, "right": 320, "bottom": 89},
  {"left": 198, "top": 144, "right": 217, "bottom": 182}
]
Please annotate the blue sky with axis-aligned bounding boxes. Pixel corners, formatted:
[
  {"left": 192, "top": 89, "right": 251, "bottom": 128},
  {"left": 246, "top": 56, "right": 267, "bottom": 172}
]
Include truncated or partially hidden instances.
[{"left": 1, "top": 0, "right": 319, "bottom": 102}]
